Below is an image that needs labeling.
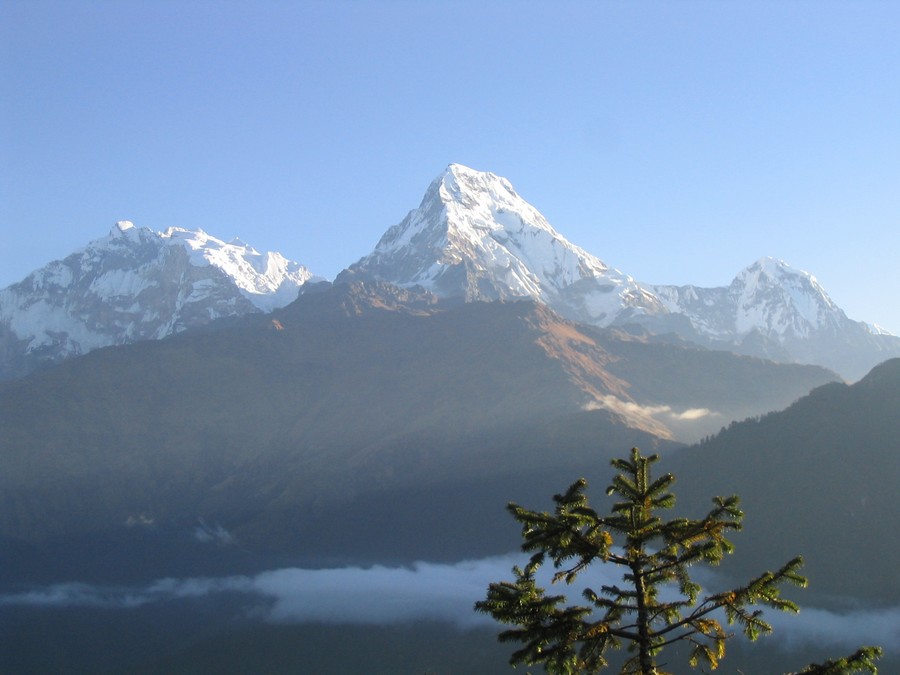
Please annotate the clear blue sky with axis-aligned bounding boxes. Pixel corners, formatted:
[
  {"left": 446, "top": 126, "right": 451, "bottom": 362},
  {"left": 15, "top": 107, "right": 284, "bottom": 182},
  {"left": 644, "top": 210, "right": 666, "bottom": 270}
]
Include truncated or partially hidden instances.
[{"left": 2, "top": 1, "right": 898, "bottom": 333}]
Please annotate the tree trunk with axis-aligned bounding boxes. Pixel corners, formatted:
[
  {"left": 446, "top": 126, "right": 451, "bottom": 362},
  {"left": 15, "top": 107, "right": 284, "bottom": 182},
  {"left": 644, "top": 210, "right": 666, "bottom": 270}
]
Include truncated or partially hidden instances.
[{"left": 632, "top": 561, "right": 657, "bottom": 675}]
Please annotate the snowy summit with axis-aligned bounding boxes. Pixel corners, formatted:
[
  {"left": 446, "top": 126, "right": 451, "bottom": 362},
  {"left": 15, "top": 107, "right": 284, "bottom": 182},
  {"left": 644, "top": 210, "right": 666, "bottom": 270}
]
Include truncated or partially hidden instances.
[
  {"left": 339, "top": 163, "right": 663, "bottom": 324},
  {"left": 0, "top": 222, "right": 320, "bottom": 378}
]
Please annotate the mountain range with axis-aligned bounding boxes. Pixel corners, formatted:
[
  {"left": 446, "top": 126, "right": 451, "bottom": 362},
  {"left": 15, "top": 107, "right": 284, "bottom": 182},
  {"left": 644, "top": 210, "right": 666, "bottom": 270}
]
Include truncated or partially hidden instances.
[
  {"left": 2, "top": 165, "right": 898, "bottom": 673},
  {"left": 2, "top": 164, "right": 898, "bottom": 381},
  {"left": 338, "top": 164, "right": 899, "bottom": 380}
]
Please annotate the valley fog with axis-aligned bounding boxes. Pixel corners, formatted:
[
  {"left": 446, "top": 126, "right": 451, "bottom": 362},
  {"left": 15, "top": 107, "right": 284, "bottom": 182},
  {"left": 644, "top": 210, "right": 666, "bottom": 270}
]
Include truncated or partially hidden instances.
[{"left": 4, "top": 554, "right": 897, "bottom": 673}]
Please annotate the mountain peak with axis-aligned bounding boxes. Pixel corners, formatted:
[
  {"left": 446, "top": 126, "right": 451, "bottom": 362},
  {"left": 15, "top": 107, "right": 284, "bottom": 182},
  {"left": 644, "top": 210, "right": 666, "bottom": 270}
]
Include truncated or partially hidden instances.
[
  {"left": 748, "top": 255, "right": 787, "bottom": 274},
  {"left": 740, "top": 256, "right": 808, "bottom": 283},
  {"left": 652, "top": 255, "right": 845, "bottom": 341},
  {"left": 732, "top": 257, "right": 840, "bottom": 331},
  {"left": 108, "top": 220, "right": 146, "bottom": 242},
  {"left": 0, "top": 223, "right": 320, "bottom": 379},
  {"left": 437, "top": 163, "right": 517, "bottom": 203},
  {"left": 340, "top": 166, "right": 660, "bottom": 323},
  {"left": 429, "top": 163, "right": 560, "bottom": 244}
]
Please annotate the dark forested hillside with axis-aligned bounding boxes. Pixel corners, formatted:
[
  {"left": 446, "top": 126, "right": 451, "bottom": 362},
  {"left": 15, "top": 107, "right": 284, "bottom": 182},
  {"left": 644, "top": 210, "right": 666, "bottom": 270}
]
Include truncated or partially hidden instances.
[{"left": 667, "top": 358, "right": 900, "bottom": 603}]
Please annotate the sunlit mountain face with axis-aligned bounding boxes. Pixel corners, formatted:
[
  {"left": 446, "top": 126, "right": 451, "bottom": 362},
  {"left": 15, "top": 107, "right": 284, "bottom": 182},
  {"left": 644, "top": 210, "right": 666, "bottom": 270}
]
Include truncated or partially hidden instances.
[{"left": 0, "top": 221, "right": 321, "bottom": 380}]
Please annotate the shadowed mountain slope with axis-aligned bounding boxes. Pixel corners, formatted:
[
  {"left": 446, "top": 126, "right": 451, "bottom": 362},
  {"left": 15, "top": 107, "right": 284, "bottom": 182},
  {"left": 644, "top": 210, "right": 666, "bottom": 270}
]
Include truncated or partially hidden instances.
[
  {"left": 1, "top": 282, "right": 836, "bottom": 556},
  {"left": 668, "top": 357, "right": 900, "bottom": 603}
]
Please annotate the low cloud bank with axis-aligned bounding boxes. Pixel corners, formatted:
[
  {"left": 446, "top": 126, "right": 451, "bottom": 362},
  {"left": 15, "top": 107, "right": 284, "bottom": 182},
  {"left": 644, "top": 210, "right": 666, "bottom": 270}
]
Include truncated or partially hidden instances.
[
  {"left": 255, "top": 557, "right": 513, "bottom": 626},
  {"left": 2, "top": 555, "right": 897, "bottom": 649},
  {"left": 594, "top": 396, "right": 718, "bottom": 423},
  {"left": 0, "top": 555, "right": 529, "bottom": 628},
  {"left": 767, "top": 605, "right": 900, "bottom": 650},
  {"left": 588, "top": 395, "right": 722, "bottom": 442}
]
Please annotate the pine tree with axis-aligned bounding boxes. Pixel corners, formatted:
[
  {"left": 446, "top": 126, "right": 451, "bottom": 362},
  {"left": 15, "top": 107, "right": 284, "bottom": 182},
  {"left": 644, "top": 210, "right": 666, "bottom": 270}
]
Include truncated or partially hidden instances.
[{"left": 475, "top": 447, "right": 882, "bottom": 674}]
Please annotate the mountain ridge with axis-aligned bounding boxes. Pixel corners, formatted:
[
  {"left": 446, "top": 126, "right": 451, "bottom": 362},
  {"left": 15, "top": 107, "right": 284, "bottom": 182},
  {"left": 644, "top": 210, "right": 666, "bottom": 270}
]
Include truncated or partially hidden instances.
[
  {"left": 2, "top": 164, "right": 897, "bottom": 380},
  {"left": 339, "top": 164, "right": 899, "bottom": 379},
  {"left": 643, "top": 256, "right": 898, "bottom": 379},
  {"left": 0, "top": 221, "right": 320, "bottom": 379}
]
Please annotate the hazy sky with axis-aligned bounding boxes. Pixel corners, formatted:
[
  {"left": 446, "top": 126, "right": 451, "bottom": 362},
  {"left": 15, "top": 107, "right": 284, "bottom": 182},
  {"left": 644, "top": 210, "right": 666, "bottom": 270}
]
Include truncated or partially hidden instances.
[{"left": 2, "top": 1, "right": 898, "bottom": 332}]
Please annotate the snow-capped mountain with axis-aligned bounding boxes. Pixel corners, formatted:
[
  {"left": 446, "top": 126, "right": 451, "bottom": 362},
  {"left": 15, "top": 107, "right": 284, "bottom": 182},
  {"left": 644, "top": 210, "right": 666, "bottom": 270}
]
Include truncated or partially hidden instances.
[
  {"left": 340, "top": 164, "right": 899, "bottom": 379},
  {"left": 3, "top": 165, "right": 897, "bottom": 381},
  {"left": 337, "top": 163, "right": 664, "bottom": 325},
  {"left": 652, "top": 257, "right": 846, "bottom": 341},
  {"left": 644, "top": 258, "right": 900, "bottom": 379},
  {"left": 0, "top": 221, "right": 319, "bottom": 379}
]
